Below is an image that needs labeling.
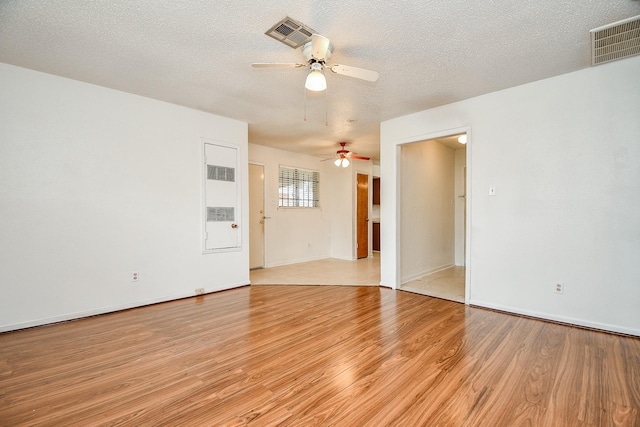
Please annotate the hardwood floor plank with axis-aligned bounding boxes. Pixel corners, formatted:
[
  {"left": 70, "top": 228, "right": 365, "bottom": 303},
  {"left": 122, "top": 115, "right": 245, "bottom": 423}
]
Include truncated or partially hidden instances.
[{"left": 1, "top": 285, "right": 639, "bottom": 426}]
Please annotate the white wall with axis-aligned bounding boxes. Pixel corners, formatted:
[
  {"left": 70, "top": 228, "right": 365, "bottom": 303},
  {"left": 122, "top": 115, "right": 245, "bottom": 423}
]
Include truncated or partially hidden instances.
[
  {"left": 0, "top": 63, "right": 249, "bottom": 332},
  {"left": 400, "top": 140, "right": 455, "bottom": 282},
  {"left": 328, "top": 160, "right": 375, "bottom": 260},
  {"left": 327, "top": 162, "right": 354, "bottom": 260},
  {"left": 381, "top": 56, "right": 640, "bottom": 336},
  {"left": 248, "top": 144, "right": 331, "bottom": 266}
]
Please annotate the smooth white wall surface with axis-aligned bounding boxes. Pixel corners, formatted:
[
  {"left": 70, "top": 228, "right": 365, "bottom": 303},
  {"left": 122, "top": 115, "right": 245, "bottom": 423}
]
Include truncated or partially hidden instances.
[
  {"left": 0, "top": 63, "right": 249, "bottom": 332},
  {"left": 400, "top": 140, "right": 455, "bottom": 281},
  {"left": 381, "top": 56, "right": 640, "bottom": 335},
  {"left": 327, "top": 163, "right": 355, "bottom": 260},
  {"left": 248, "top": 144, "right": 331, "bottom": 267}
]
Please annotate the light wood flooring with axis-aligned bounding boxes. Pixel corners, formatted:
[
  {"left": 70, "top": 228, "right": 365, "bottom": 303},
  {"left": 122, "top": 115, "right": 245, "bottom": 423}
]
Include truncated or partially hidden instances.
[{"left": 1, "top": 285, "right": 639, "bottom": 426}]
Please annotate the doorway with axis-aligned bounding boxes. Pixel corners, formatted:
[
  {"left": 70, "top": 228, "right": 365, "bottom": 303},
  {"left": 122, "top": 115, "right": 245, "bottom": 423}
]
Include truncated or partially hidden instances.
[
  {"left": 398, "top": 134, "right": 467, "bottom": 302},
  {"left": 249, "top": 163, "right": 265, "bottom": 269},
  {"left": 356, "top": 173, "right": 369, "bottom": 259}
]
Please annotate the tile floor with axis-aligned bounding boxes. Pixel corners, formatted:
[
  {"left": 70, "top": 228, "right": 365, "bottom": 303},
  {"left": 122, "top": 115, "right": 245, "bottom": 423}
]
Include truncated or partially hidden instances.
[
  {"left": 400, "top": 266, "right": 466, "bottom": 303},
  {"left": 250, "top": 254, "right": 381, "bottom": 286},
  {"left": 250, "top": 255, "right": 466, "bottom": 304}
]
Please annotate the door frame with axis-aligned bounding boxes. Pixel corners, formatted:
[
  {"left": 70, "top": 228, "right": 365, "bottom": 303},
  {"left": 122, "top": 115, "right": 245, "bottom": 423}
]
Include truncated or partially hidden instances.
[{"left": 394, "top": 127, "right": 471, "bottom": 304}]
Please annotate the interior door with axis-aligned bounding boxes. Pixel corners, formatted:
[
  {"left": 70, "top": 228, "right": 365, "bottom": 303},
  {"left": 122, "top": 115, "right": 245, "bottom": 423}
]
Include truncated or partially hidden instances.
[
  {"left": 356, "top": 173, "right": 369, "bottom": 259},
  {"left": 249, "top": 164, "right": 265, "bottom": 269}
]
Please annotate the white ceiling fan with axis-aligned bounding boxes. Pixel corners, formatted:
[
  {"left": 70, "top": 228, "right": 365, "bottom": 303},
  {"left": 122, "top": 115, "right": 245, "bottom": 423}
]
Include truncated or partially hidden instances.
[
  {"left": 252, "top": 34, "right": 379, "bottom": 91},
  {"left": 323, "top": 142, "right": 371, "bottom": 167}
]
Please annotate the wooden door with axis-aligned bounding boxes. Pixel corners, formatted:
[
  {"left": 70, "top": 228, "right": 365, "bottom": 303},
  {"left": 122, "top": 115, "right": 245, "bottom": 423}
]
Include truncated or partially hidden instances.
[{"left": 356, "top": 173, "right": 369, "bottom": 259}]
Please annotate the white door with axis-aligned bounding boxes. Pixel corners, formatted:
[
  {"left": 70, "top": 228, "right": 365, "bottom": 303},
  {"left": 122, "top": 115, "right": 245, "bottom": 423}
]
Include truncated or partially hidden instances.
[
  {"left": 204, "top": 142, "right": 240, "bottom": 251},
  {"left": 249, "top": 164, "right": 265, "bottom": 269}
]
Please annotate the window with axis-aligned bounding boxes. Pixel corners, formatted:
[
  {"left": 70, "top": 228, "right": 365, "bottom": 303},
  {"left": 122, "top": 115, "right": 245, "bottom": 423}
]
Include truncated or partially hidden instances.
[{"left": 278, "top": 166, "right": 320, "bottom": 207}]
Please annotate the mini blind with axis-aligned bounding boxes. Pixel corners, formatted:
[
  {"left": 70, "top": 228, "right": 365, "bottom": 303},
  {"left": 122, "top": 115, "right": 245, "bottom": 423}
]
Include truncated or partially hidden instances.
[{"left": 278, "top": 166, "right": 319, "bottom": 207}]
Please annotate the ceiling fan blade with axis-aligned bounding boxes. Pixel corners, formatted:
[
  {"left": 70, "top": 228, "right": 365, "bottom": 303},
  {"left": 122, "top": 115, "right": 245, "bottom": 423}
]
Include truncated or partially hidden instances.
[
  {"left": 252, "top": 63, "right": 306, "bottom": 68},
  {"left": 350, "top": 155, "right": 371, "bottom": 160},
  {"left": 329, "top": 64, "right": 379, "bottom": 82},
  {"left": 311, "top": 34, "right": 331, "bottom": 61}
]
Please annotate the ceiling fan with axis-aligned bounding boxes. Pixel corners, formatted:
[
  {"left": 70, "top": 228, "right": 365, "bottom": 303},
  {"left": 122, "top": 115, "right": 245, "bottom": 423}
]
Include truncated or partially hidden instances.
[
  {"left": 252, "top": 34, "right": 379, "bottom": 91},
  {"left": 324, "top": 142, "right": 371, "bottom": 167}
]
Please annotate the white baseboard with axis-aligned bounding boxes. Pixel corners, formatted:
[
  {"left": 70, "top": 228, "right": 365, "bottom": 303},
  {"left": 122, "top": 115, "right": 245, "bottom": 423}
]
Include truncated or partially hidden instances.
[
  {"left": 0, "top": 281, "right": 250, "bottom": 333},
  {"left": 470, "top": 299, "right": 640, "bottom": 337},
  {"left": 265, "top": 255, "right": 330, "bottom": 269},
  {"left": 401, "top": 263, "right": 454, "bottom": 284}
]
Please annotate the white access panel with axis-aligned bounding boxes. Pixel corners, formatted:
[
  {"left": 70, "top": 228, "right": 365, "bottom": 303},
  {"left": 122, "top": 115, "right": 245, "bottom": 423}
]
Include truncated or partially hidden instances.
[{"left": 203, "top": 142, "right": 240, "bottom": 251}]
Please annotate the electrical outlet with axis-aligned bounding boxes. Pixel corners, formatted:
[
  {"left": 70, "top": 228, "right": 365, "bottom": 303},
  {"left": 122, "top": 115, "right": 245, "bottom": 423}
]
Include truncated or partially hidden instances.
[
  {"left": 554, "top": 282, "right": 564, "bottom": 294},
  {"left": 195, "top": 288, "right": 205, "bottom": 295},
  {"left": 132, "top": 272, "right": 139, "bottom": 282}
]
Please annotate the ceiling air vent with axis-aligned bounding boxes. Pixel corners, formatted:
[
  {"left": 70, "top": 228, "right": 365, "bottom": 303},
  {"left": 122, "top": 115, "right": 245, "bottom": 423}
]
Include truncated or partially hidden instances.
[
  {"left": 590, "top": 15, "right": 640, "bottom": 65},
  {"left": 265, "top": 16, "right": 316, "bottom": 49}
]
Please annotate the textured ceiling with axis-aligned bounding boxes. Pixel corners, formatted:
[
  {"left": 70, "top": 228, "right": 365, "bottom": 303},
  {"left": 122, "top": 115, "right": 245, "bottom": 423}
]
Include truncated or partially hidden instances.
[{"left": 1, "top": 1, "right": 638, "bottom": 161}]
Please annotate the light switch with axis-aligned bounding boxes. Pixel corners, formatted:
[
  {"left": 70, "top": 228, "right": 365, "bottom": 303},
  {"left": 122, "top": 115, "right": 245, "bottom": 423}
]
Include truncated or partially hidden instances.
[{"left": 489, "top": 186, "right": 496, "bottom": 196}]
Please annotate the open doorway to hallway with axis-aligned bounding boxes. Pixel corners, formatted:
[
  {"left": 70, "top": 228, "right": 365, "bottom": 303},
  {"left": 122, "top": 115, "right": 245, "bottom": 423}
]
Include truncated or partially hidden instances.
[{"left": 399, "top": 133, "right": 467, "bottom": 303}]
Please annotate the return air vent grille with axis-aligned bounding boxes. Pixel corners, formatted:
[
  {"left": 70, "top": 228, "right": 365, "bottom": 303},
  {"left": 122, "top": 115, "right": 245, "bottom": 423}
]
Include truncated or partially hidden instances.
[
  {"left": 591, "top": 15, "right": 640, "bottom": 65},
  {"left": 207, "top": 165, "right": 235, "bottom": 182},
  {"left": 265, "top": 16, "right": 316, "bottom": 48},
  {"left": 207, "top": 207, "right": 235, "bottom": 222}
]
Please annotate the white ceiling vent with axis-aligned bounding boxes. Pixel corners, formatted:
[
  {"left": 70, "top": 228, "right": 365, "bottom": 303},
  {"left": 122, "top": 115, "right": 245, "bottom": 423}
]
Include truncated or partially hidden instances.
[
  {"left": 590, "top": 15, "right": 640, "bottom": 65},
  {"left": 265, "top": 16, "right": 316, "bottom": 49}
]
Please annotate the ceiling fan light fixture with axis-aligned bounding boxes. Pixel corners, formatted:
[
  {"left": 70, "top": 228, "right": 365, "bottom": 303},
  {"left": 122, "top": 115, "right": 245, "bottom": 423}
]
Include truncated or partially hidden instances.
[
  {"left": 333, "top": 157, "right": 350, "bottom": 168},
  {"left": 305, "top": 69, "right": 326, "bottom": 91}
]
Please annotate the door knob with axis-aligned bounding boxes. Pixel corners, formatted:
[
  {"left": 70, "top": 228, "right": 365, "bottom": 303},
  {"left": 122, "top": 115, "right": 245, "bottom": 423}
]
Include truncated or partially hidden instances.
[{"left": 231, "top": 223, "right": 238, "bottom": 229}]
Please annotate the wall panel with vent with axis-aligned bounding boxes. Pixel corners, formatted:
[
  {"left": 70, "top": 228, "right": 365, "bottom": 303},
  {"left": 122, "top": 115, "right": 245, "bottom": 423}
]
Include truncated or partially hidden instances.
[{"left": 203, "top": 141, "right": 241, "bottom": 252}]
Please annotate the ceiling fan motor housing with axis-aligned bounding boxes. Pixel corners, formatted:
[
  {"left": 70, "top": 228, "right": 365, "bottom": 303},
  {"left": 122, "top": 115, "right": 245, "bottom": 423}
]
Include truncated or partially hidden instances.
[{"left": 302, "top": 40, "right": 332, "bottom": 62}]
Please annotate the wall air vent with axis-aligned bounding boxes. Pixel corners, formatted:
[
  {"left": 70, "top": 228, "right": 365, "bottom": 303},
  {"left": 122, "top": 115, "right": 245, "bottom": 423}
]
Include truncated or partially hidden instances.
[
  {"left": 207, "top": 165, "right": 235, "bottom": 182},
  {"left": 265, "top": 16, "right": 316, "bottom": 48},
  {"left": 591, "top": 15, "right": 640, "bottom": 65},
  {"left": 207, "top": 207, "right": 235, "bottom": 222}
]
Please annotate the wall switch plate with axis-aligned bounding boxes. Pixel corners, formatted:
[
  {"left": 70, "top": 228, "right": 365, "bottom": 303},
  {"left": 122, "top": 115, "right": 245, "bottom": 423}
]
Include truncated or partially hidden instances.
[{"left": 489, "top": 186, "right": 496, "bottom": 196}]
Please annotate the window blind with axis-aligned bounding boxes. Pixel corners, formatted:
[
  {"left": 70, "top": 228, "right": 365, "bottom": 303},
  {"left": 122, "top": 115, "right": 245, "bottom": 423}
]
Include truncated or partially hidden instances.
[{"left": 278, "top": 166, "right": 319, "bottom": 207}]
